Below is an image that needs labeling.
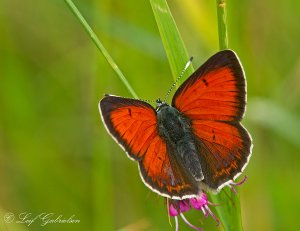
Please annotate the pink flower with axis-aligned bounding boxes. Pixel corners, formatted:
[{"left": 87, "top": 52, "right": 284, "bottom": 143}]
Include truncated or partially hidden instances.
[
  {"left": 167, "top": 176, "right": 247, "bottom": 230},
  {"left": 168, "top": 192, "right": 219, "bottom": 231}
]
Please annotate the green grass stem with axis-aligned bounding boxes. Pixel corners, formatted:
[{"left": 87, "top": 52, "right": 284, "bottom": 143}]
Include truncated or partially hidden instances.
[
  {"left": 150, "top": 0, "right": 194, "bottom": 84},
  {"left": 216, "top": 0, "right": 228, "bottom": 50}
]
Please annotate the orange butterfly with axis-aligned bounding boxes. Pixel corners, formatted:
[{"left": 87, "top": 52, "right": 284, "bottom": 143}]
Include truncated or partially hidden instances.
[{"left": 99, "top": 50, "right": 252, "bottom": 199}]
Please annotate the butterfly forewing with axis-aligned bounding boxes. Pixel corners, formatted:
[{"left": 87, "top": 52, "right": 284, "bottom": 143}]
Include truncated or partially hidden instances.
[
  {"left": 100, "top": 96, "right": 157, "bottom": 160},
  {"left": 172, "top": 50, "right": 246, "bottom": 121}
]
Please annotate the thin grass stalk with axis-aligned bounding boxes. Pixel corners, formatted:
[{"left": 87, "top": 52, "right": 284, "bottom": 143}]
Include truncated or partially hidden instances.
[
  {"left": 64, "top": 0, "right": 138, "bottom": 98},
  {"left": 216, "top": 0, "right": 228, "bottom": 50}
]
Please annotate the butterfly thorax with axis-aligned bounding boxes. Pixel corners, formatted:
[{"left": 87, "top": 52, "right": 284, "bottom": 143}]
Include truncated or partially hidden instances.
[
  {"left": 156, "top": 104, "right": 204, "bottom": 182},
  {"left": 156, "top": 104, "right": 190, "bottom": 142}
]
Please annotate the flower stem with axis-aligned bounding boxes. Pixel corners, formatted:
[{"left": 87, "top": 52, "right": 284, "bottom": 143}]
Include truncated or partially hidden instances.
[
  {"left": 216, "top": 0, "right": 228, "bottom": 50},
  {"left": 64, "top": 0, "right": 138, "bottom": 98}
]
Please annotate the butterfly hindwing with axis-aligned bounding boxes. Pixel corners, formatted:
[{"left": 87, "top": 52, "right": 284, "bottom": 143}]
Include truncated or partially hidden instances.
[
  {"left": 172, "top": 50, "right": 252, "bottom": 191},
  {"left": 139, "top": 135, "right": 198, "bottom": 198},
  {"left": 193, "top": 120, "right": 252, "bottom": 190},
  {"left": 99, "top": 95, "right": 198, "bottom": 198}
]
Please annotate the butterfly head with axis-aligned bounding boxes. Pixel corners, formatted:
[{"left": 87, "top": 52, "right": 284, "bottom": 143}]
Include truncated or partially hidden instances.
[
  {"left": 156, "top": 98, "right": 168, "bottom": 111},
  {"left": 156, "top": 98, "right": 167, "bottom": 106},
  {"left": 156, "top": 98, "right": 163, "bottom": 106}
]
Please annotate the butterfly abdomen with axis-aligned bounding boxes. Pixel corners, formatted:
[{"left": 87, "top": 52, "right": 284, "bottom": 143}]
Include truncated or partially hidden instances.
[{"left": 157, "top": 105, "right": 204, "bottom": 182}]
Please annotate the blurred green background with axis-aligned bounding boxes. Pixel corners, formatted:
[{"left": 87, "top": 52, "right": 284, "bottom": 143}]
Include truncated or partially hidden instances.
[{"left": 1, "top": 0, "right": 300, "bottom": 230}]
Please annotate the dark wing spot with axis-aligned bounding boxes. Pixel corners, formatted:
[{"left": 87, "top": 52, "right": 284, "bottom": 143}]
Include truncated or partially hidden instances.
[
  {"left": 202, "top": 78, "right": 208, "bottom": 86},
  {"left": 212, "top": 130, "right": 216, "bottom": 140},
  {"left": 222, "top": 159, "right": 230, "bottom": 167},
  {"left": 128, "top": 108, "right": 132, "bottom": 117}
]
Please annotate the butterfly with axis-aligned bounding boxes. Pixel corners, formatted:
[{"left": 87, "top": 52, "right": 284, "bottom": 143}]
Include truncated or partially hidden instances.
[{"left": 99, "top": 50, "right": 252, "bottom": 199}]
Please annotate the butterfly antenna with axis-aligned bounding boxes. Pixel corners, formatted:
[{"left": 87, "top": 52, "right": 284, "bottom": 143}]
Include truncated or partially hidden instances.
[
  {"left": 139, "top": 98, "right": 155, "bottom": 104},
  {"left": 163, "top": 57, "right": 193, "bottom": 102}
]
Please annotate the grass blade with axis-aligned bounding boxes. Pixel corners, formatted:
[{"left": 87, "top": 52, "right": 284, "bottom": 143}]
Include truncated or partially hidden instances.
[
  {"left": 209, "top": 189, "right": 244, "bottom": 231},
  {"left": 149, "top": 0, "right": 194, "bottom": 83},
  {"left": 64, "top": 0, "right": 138, "bottom": 98},
  {"left": 216, "top": 0, "right": 228, "bottom": 50}
]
